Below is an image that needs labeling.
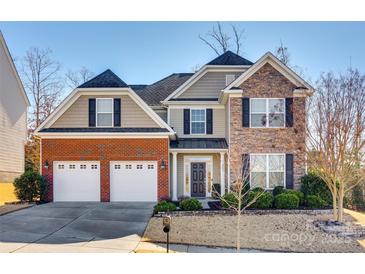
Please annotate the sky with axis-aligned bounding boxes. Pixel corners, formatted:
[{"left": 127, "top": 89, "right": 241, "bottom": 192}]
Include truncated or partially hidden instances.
[{"left": 1, "top": 22, "right": 364, "bottom": 95}]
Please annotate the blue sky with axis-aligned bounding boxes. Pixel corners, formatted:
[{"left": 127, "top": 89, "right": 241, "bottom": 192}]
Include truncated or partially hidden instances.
[{"left": 1, "top": 22, "right": 364, "bottom": 91}]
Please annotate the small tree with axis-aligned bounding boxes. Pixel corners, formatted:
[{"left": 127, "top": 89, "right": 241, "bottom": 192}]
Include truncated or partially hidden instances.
[
  {"left": 213, "top": 158, "right": 264, "bottom": 251},
  {"left": 65, "top": 67, "right": 94, "bottom": 89},
  {"left": 307, "top": 68, "right": 365, "bottom": 222},
  {"left": 13, "top": 170, "right": 47, "bottom": 202}
]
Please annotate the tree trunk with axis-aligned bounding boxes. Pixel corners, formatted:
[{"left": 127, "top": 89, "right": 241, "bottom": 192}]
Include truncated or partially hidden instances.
[
  {"left": 236, "top": 209, "right": 240, "bottom": 252},
  {"left": 332, "top": 187, "right": 338, "bottom": 221},
  {"left": 338, "top": 186, "right": 344, "bottom": 222}
]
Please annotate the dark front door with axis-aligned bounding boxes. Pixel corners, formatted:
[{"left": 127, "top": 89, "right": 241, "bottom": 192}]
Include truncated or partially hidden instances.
[{"left": 191, "top": 162, "right": 206, "bottom": 197}]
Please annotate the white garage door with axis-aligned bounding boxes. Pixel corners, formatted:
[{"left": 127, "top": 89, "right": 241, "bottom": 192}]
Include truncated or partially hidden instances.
[
  {"left": 110, "top": 161, "right": 158, "bottom": 202},
  {"left": 53, "top": 161, "right": 100, "bottom": 202}
]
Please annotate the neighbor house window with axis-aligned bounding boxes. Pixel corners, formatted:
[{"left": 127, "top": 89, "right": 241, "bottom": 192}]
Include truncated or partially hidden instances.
[
  {"left": 191, "top": 109, "right": 206, "bottom": 134},
  {"left": 250, "top": 154, "right": 285, "bottom": 189},
  {"left": 250, "top": 98, "right": 285, "bottom": 128},
  {"left": 96, "top": 98, "right": 113, "bottom": 127}
]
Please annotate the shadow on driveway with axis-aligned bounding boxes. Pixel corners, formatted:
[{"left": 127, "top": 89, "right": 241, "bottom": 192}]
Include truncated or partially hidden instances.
[{"left": 0, "top": 202, "right": 154, "bottom": 253}]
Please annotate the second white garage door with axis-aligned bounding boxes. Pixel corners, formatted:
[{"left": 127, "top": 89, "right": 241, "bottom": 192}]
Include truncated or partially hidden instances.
[{"left": 110, "top": 161, "right": 158, "bottom": 202}]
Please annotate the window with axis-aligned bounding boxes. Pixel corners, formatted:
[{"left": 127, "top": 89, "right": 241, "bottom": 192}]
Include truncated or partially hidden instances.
[
  {"left": 58, "top": 164, "right": 64, "bottom": 169},
  {"left": 225, "top": 74, "right": 236, "bottom": 86},
  {"left": 125, "top": 164, "right": 132, "bottom": 169},
  {"left": 136, "top": 164, "right": 143, "bottom": 169},
  {"left": 80, "top": 164, "right": 86, "bottom": 169},
  {"left": 69, "top": 164, "right": 76, "bottom": 169},
  {"left": 148, "top": 164, "right": 154, "bottom": 169},
  {"left": 190, "top": 109, "right": 206, "bottom": 134},
  {"left": 250, "top": 98, "right": 285, "bottom": 128},
  {"left": 250, "top": 154, "right": 285, "bottom": 189},
  {"left": 114, "top": 164, "right": 121, "bottom": 169},
  {"left": 91, "top": 164, "right": 98, "bottom": 169},
  {"left": 96, "top": 98, "right": 113, "bottom": 127}
]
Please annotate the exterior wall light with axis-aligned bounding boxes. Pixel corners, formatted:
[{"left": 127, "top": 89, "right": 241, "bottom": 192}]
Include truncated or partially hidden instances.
[
  {"left": 160, "top": 160, "right": 166, "bottom": 170},
  {"left": 44, "top": 160, "right": 49, "bottom": 169}
]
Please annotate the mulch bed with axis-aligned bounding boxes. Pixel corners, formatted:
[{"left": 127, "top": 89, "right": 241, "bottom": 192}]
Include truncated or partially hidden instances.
[{"left": 0, "top": 203, "right": 33, "bottom": 216}]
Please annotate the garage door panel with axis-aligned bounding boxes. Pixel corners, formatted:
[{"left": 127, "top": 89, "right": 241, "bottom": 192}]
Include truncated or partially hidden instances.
[
  {"left": 110, "top": 161, "right": 157, "bottom": 202},
  {"left": 53, "top": 161, "right": 100, "bottom": 202}
]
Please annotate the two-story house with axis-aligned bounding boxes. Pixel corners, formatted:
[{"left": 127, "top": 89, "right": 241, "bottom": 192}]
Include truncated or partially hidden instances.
[
  {"left": 35, "top": 51, "right": 313, "bottom": 202},
  {"left": 0, "top": 31, "right": 30, "bottom": 202}
]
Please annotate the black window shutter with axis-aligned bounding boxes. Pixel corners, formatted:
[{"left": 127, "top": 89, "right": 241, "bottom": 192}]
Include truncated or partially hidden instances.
[
  {"left": 88, "top": 98, "right": 96, "bottom": 127},
  {"left": 113, "top": 98, "right": 121, "bottom": 127},
  {"left": 285, "top": 154, "right": 294, "bottom": 189},
  {"left": 206, "top": 109, "right": 213, "bottom": 134},
  {"left": 242, "top": 154, "right": 250, "bottom": 184},
  {"left": 183, "top": 109, "right": 190, "bottom": 134},
  {"left": 285, "top": 98, "right": 294, "bottom": 127},
  {"left": 242, "top": 97, "right": 250, "bottom": 127}
]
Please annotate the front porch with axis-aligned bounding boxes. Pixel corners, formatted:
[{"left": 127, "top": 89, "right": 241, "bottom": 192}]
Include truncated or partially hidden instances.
[{"left": 169, "top": 149, "right": 228, "bottom": 201}]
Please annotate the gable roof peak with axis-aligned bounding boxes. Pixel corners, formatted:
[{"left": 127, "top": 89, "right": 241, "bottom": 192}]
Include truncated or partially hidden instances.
[
  {"left": 206, "top": 50, "right": 253, "bottom": 66},
  {"left": 78, "top": 69, "right": 128, "bottom": 88}
]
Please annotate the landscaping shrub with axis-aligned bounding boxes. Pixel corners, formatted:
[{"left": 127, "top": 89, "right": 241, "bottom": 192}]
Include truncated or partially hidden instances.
[
  {"left": 13, "top": 170, "right": 47, "bottom": 202},
  {"left": 286, "top": 190, "right": 305, "bottom": 206},
  {"left": 273, "top": 186, "right": 286, "bottom": 196},
  {"left": 274, "top": 193, "right": 300, "bottom": 209},
  {"left": 250, "top": 187, "right": 265, "bottom": 193},
  {"left": 300, "top": 172, "right": 332, "bottom": 205},
  {"left": 306, "top": 195, "right": 327, "bottom": 209},
  {"left": 220, "top": 192, "right": 239, "bottom": 209},
  {"left": 247, "top": 191, "right": 273, "bottom": 209},
  {"left": 179, "top": 198, "right": 203, "bottom": 211},
  {"left": 153, "top": 200, "right": 177, "bottom": 213}
]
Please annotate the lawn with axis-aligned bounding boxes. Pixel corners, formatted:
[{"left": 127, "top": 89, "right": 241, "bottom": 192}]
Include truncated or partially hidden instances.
[
  {"left": 143, "top": 211, "right": 365, "bottom": 252},
  {"left": 0, "top": 183, "right": 17, "bottom": 205}
]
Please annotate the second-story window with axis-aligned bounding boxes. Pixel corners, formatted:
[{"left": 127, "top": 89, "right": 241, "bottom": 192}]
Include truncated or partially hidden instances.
[
  {"left": 96, "top": 98, "right": 113, "bottom": 127},
  {"left": 191, "top": 109, "right": 206, "bottom": 134},
  {"left": 250, "top": 98, "right": 285, "bottom": 128}
]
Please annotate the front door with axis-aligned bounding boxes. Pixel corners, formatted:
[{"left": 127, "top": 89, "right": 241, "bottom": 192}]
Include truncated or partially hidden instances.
[{"left": 191, "top": 162, "right": 206, "bottom": 197}]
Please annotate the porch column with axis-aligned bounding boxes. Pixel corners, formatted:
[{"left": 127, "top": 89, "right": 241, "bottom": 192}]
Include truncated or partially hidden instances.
[
  {"left": 220, "top": 152, "right": 226, "bottom": 195},
  {"left": 172, "top": 152, "right": 178, "bottom": 201}
]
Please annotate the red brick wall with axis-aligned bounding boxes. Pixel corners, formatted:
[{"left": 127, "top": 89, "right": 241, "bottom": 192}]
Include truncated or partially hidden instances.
[
  {"left": 229, "top": 63, "right": 307, "bottom": 189},
  {"left": 41, "top": 138, "right": 169, "bottom": 202}
]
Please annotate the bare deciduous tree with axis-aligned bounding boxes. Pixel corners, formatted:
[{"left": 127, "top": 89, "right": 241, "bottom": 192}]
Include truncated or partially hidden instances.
[
  {"left": 275, "top": 40, "right": 290, "bottom": 66},
  {"left": 21, "top": 47, "right": 63, "bottom": 130},
  {"left": 307, "top": 68, "right": 365, "bottom": 222},
  {"left": 213, "top": 159, "right": 263, "bottom": 251},
  {"left": 65, "top": 67, "right": 94, "bottom": 89},
  {"left": 199, "top": 22, "right": 245, "bottom": 55}
]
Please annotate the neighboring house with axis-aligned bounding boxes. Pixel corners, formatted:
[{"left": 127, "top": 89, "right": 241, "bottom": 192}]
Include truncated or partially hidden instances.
[
  {"left": 35, "top": 50, "right": 313, "bottom": 202},
  {"left": 0, "top": 31, "right": 30, "bottom": 186}
]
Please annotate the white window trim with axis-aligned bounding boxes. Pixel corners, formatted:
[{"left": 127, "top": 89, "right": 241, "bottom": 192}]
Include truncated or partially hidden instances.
[
  {"left": 96, "top": 98, "right": 114, "bottom": 127},
  {"left": 250, "top": 98, "right": 285, "bottom": 128},
  {"left": 250, "top": 153, "right": 286, "bottom": 190},
  {"left": 190, "top": 108, "right": 206, "bottom": 135}
]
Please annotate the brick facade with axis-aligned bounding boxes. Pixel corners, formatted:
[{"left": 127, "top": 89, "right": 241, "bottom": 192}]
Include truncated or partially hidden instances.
[
  {"left": 41, "top": 138, "right": 169, "bottom": 202},
  {"left": 229, "top": 63, "right": 306, "bottom": 189}
]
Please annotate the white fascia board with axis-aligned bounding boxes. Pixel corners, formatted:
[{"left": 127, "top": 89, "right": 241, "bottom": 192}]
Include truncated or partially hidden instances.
[
  {"left": 169, "top": 148, "right": 228, "bottom": 153},
  {"left": 163, "top": 100, "right": 224, "bottom": 106},
  {"left": 162, "top": 65, "right": 248, "bottom": 103},
  {"left": 37, "top": 132, "right": 171, "bottom": 139},
  {"left": 0, "top": 31, "right": 30, "bottom": 106},
  {"left": 224, "top": 52, "right": 315, "bottom": 94},
  {"left": 168, "top": 103, "right": 224, "bottom": 109},
  {"left": 219, "top": 89, "right": 243, "bottom": 104}
]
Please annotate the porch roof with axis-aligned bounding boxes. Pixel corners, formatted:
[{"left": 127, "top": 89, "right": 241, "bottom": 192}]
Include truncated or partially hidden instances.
[{"left": 170, "top": 138, "right": 228, "bottom": 150}]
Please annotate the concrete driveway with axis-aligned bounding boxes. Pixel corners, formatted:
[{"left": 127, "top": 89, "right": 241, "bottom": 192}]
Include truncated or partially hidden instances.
[{"left": 0, "top": 202, "right": 154, "bottom": 253}]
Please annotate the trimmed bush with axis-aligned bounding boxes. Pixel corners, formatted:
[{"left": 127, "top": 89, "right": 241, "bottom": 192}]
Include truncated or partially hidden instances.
[
  {"left": 300, "top": 172, "right": 332, "bottom": 205},
  {"left": 250, "top": 187, "right": 265, "bottom": 193},
  {"left": 13, "top": 170, "right": 47, "bottom": 202},
  {"left": 220, "top": 192, "right": 239, "bottom": 209},
  {"left": 179, "top": 198, "right": 203, "bottom": 211},
  {"left": 306, "top": 195, "right": 327, "bottom": 209},
  {"left": 247, "top": 191, "right": 273, "bottom": 209},
  {"left": 273, "top": 186, "right": 286, "bottom": 196},
  {"left": 274, "top": 193, "right": 300, "bottom": 209},
  {"left": 153, "top": 200, "right": 177, "bottom": 213},
  {"left": 285, "top": 190, "right": 305, "bottom": 206}
]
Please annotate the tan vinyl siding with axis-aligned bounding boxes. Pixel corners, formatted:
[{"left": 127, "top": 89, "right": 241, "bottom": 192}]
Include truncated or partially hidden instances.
[
  {"left": 52, "top": 95, "right": 159, "bottom": 128},
  {"left": 178, "top": 71, "right": 242, "bottom": 99},
  {"left": 169, "top": 108, "right": 225, "bottom": 138},
  {"left": 174, "top": 153, "right": 221, "bottom": 198},
  {"left": 0, "top": 41, "right": 27, "bottom": 177}
]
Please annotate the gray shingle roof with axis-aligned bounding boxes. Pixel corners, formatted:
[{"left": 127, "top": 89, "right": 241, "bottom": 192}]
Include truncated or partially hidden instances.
[
  {"left": 207, "top": 51, "right": 253, "bottom": 66},
  {"left": 39, "top": 127, "right": 169, "bottom": 133},
  {"left": 78, "top": 69, "right": 128, "bottom": 88},
  {"left": 135, "top": 73, "right": 193, "bottom": 106},
  {"left": 170, "top": 138, "right": 228, "bottom": 149},
  {"left": 130, "top": 84, "right": 148, "bottom": 91}
]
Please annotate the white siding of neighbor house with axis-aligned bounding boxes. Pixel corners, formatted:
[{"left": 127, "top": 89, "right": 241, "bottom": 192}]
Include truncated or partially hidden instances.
[
  {"left": 51, "top": 94, "right": 160, "bottom": 128},
  {"left": 170, "top": 153, "right": 222, "bottom": 198},
  {"left": 169, "top": 108, "right": 225, "bottom": 138},
  {"left": 178, "top": 71, "right": 243, "bottom": 99},
  {"left": 0, "top": 40, "right": 27, "bottom": 180}
]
